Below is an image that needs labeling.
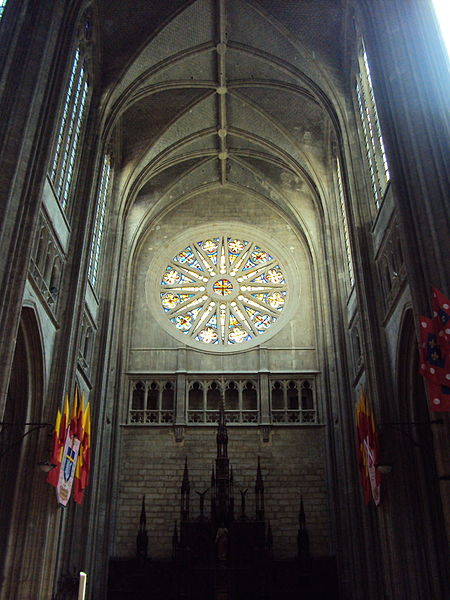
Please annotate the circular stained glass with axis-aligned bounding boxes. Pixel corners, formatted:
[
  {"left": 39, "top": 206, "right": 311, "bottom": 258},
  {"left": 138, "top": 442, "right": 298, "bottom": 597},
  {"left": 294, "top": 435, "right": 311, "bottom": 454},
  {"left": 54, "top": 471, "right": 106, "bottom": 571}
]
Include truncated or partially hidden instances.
[
  {"left": 213, "top": 279, "right": 234, "bottom": 296},
  {"left": 160, "top": 236, "right": 287, "bottom": 346}
]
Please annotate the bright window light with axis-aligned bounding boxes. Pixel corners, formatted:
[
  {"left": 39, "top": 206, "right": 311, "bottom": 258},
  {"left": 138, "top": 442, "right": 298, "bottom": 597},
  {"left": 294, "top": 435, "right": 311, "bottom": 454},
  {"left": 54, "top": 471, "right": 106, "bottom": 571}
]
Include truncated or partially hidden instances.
[{"left": 432, "top": 0, "right": 450, "bottom": 58}]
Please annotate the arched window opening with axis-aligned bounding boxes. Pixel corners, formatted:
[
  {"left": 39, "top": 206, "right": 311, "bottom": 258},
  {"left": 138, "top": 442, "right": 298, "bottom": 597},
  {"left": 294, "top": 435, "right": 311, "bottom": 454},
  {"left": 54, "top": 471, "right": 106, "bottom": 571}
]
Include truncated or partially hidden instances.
[
  {"left": 88, "top": 154, "right": 112, "bottom": 288},
  {"left": 161, "top": 382, "right": 174, "bottom": 423},
  {"left": 356, "top": 41, "right": 390, "bottom": 210},
  {"left": 161, "top": 382, "right": 174, "bottom": 411},
  {"left": 225, "top": 380, "right": 239, "bottom": 410},
  {"left": 49, "top": 257, "right": 62, "bottom": 293},
  {"left": 301, "top": 381, "right": 315, "bottom": 423},
  {"left": 33, "top": 226, "right": 47, "bottom": 271},
  {"left": 336, "top": 158, "right": 355, "bottom": 288},
  {"left": 43, "top": 242, "right": 54, "bottom": 283},
  {"left": 36, "top": 231, "right": 48, "bottom": 274},
  {"left": 242, "top": 381, "right": 257, "bottom": 411},
  {"left": 189, "top": 381, "right": 204, "bottom": 412},
  {"left": 129, "top": 379, "right": 175, "bottom": 424},
  {"left": 432, "top": 0, "right": 450, "bottom": 58},
  {"left": 287, "top": 381, "right": 299, "bottom": 410},
  {"left": 301, "top": 381, "right": 313, "bottom": 409},
  {"left": 83, "top": 328, "right": 92, "bottom": 363},
  {"left": 49, "top": 13, "right": 93, "bottom": 212},
  {"left": 207, "top": 381, "right": 222, "bottom": 411},
  {"left": 148, "top": 382, "right": 159, "bottom": 410},
  {"left": 131, "top": 381, "right": 146, "bottom": 414},
  {"left": 271, "top": 381, "right": 284, "bottom": 410},
  {"left": 49, "top": 46, "right": 89, "bottom": 210},
  {"left": 0, "top": 1, "right": 7, "bottom": 19},
  {"left": 271, "top": 378, "right": 317, "bottom": 424}
]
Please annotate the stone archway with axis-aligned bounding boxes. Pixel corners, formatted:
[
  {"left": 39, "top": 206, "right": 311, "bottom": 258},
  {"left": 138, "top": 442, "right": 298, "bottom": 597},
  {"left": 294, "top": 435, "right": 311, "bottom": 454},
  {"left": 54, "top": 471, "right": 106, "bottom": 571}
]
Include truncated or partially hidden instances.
[
  {"left": 0, "top": 307, "right": 50, "bottom": 600},
  {"left": 390, "top": 307, "right": 448, "bottom": 598}
]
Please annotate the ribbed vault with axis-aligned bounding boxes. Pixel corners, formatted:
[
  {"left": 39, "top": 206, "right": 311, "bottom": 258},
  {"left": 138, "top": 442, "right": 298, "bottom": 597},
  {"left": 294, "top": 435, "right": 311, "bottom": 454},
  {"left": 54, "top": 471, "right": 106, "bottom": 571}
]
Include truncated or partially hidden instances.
[{"left": 100, "top": 0, "right": 348, "bottom": 237}]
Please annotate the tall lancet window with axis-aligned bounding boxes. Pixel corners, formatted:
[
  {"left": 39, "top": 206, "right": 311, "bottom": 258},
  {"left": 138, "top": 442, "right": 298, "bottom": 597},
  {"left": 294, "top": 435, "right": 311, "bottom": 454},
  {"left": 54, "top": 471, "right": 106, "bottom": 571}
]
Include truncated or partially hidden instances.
[
  {"left": 49, "top": 46, "right": 89, "bottom": 210},
  {"left": 88, "top": 154, "right": 112, "bottom": 288},
  {"left": 432, "top": 0, "right": 450, "bottom": 58},
  {"left": 336, "top": 158, "right": 354, "bottom": 288},
  {"left": 0, "top": 1, "right": 7, "bottom": 19},
  {"left": 356, "top": 43, "right": 390, "bottom": 209}
]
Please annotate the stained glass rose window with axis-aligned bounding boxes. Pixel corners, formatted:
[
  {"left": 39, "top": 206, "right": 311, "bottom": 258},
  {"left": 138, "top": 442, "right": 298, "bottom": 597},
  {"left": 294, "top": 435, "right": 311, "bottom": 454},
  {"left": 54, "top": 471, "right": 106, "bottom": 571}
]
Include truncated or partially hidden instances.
[{"left": 159, "top": 236, "right": 287, "bottom": 346}]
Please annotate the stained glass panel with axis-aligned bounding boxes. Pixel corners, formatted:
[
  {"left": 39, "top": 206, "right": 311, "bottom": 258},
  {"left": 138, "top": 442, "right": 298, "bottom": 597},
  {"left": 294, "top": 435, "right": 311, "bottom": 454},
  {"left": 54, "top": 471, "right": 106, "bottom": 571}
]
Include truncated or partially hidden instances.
[{"left": 160, "top": 236, "right": 288, "bottom": 346}]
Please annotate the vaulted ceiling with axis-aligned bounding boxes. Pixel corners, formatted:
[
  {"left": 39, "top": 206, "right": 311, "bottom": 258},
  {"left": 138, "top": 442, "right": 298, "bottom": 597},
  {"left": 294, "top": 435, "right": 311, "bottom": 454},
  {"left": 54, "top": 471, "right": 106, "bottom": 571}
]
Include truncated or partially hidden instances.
[{"left": 97, "top": 0, "right": 353, "bottom": 232}]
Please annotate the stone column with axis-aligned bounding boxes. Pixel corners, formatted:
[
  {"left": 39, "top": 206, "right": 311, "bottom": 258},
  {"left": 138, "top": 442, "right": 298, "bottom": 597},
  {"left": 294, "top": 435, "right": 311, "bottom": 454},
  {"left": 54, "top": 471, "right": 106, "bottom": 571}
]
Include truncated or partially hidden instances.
[{"left": 0, "top": 0, "right": 66, "bottom": 417}]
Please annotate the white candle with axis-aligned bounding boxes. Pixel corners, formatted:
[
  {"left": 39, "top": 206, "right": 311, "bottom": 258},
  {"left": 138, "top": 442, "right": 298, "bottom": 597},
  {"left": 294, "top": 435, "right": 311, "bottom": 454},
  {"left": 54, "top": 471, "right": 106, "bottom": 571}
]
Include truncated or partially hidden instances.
[{"left": 77, "top": 572, "right": 87, "bottom": 600}]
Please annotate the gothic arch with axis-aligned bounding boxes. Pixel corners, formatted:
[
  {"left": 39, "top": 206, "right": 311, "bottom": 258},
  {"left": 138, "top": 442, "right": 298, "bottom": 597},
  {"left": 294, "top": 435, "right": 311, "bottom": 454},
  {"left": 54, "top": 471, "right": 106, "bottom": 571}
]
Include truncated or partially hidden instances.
[
  {"left": 390, "top": 307, "right": 448, "bottom": 598},
  {"left": 0, "top": 307, "right": 50, "bottom": 599}
]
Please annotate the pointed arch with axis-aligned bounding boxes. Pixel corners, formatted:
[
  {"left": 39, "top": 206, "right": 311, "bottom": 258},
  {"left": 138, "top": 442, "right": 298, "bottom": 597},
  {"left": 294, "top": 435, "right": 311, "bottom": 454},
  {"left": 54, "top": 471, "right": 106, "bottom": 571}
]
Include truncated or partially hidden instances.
[
  {"left": 392, "top": 306, "right": 449, "bottom": 598},
  {"left": 0, "top": 306, "right": 51, "bottom": 599}
]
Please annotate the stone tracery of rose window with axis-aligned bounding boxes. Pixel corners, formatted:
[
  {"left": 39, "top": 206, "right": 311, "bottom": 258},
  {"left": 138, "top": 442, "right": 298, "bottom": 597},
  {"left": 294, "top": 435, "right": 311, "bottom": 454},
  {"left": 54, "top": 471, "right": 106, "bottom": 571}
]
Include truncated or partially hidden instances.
[{"left": 160, "top": 236, "right": 287, "bottom": 346}]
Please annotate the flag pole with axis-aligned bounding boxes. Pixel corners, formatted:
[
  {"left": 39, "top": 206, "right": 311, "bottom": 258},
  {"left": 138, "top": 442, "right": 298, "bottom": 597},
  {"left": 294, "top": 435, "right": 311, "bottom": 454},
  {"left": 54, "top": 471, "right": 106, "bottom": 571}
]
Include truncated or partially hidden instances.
[{"left": 77, "top": 572, "right": 87, "bottom": 600}]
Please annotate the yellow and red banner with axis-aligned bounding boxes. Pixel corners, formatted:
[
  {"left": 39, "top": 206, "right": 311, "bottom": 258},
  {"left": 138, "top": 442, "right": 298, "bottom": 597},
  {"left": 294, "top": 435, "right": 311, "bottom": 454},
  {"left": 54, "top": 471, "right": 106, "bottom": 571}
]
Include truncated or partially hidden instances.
[
  {"left": 74, "top": 396, "right": 91, "bottom": 504},
  {"left": 57, "top": 431, "right": 80, "bottom": 506},
  {"left": 355, "top": 388, "right": 381, "bottom": 506},
  {"left": 48, "top": 385, "right": 91, "bottom": 505}
]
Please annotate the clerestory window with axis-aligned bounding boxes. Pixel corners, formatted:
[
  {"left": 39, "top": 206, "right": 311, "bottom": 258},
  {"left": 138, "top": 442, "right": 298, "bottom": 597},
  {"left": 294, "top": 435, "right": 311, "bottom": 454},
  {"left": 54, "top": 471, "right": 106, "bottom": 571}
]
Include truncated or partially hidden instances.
[
  {"left": 0, "top": 1, "right": 7, "bottom": 19},
  {"left": 336, "top": 158, "right": 354, "bottom": 288},
  {"left": 432, "top": 0, "right": 450, "bottom": 58},
  {"left": 49, "top": 46, "right": 89, "bottom": 211},
  {"left": 356, "top": 42, "right": 390, "bottom": 209},
  {"left": 88, "top": 154, "right": 112, "bottom": 288}
]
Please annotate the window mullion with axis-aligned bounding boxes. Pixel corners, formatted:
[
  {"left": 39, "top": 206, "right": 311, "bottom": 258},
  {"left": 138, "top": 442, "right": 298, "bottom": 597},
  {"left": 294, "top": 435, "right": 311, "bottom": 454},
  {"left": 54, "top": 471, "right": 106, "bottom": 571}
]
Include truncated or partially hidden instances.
[
  {"left": 57, "top": 61, "right": 84, "bottom": 200},
  {"left": 0, "top": 1, "right": 8, "bottom": 19},
  {"left": 357, "top": 45, "right": 390, "bottom": 210},
  {"left": 336, "top": 159, "right": 355, "bottom": 287},
  {"left": 61, "top": 74, "right": 88, "bottom": 209},
  {"left": 88, "top": 155, "right": 112, "bottom": 287},
  {"left": 50, "top": 48, "right": 81, "bottom": 184}
]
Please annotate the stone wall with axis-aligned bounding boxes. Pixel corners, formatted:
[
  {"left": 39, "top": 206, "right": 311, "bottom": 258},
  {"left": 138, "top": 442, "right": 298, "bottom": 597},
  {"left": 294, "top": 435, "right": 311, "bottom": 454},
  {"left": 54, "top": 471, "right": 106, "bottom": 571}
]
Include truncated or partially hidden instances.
[{"left": 114, "top": 425, "right": 331, "bottom": 560}]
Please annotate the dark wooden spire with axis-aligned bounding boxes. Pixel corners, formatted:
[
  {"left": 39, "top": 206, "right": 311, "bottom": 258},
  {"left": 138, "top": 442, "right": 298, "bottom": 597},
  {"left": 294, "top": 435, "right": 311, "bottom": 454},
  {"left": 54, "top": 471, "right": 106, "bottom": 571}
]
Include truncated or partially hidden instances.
[
  {"left": 299, "top": 496, "right": 306, "bottom": 531},
  {"left": 180, "top": 456, "right": 190, "bottom": 520},
  {"left": 297, "top": 495, "right": 310, "bottom": 568},
  {"left": 214, "top": 395, "right": 231, "bottom": 523},
  {"left": 136, "top": 495, "right": 148, "bottom": 560},
  {"left": 216, "top": 397, "right": 228, "bottom": 458},
  {"left": 172, "top": 520, "right": 179, "bottom": 559},
  {"left": 255, "top": 456, "right": 265, "bottom": 520}
]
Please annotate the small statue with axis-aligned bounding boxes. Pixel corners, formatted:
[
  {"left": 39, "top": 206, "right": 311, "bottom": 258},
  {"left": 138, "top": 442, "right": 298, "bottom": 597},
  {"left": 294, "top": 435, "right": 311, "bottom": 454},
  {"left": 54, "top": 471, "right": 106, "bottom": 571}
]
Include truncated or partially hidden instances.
[{"left": 215, "top": 524, "right": 229, "bottom": 561}]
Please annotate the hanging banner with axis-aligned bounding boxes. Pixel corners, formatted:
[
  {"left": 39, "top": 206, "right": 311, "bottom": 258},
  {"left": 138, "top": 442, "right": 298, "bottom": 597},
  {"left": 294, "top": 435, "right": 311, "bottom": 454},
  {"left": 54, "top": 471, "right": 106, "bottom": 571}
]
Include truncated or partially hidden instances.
[
  {"left": 56, "top": 431, "right": 80, "bottom": 506},
  {"left": 355, "top": 388, "right": 381, "bottom": 506}
]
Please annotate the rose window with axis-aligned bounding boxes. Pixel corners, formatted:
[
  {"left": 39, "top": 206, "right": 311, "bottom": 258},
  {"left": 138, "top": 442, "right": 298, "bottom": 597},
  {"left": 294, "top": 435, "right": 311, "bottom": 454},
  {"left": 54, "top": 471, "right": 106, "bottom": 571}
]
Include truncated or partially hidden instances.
[{"left": 160, "top": 236, "right": 287, "bottom": 345}]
